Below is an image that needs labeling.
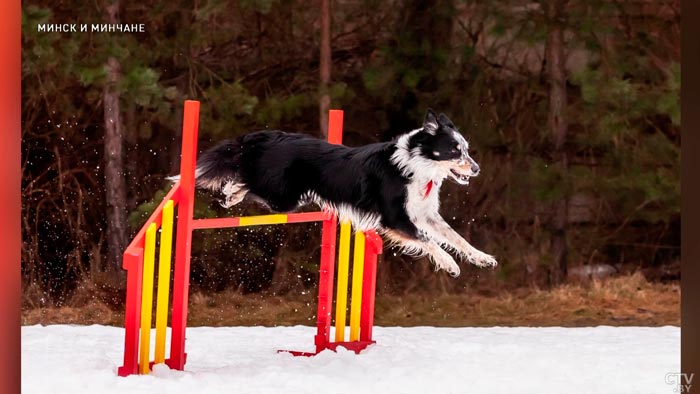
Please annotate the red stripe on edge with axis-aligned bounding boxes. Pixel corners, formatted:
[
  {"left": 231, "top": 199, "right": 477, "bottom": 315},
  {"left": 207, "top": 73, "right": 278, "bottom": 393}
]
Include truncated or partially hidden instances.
[{"left": 1, "top": 0, "right": 21, "bottom": 392}]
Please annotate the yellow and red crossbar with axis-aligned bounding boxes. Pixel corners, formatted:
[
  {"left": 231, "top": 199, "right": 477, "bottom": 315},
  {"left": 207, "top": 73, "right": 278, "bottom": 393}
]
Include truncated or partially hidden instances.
[
  {"left": 192, "top": 211, "right": 331, "bottom": 230},
  {"left": 118, "top": 102, "right": 382, "bottom": 377}
]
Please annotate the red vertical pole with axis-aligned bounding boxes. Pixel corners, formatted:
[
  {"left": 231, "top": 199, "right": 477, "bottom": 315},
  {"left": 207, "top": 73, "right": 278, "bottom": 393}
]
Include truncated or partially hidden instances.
[
  {"left": 117, "top": 250, "right": 144, "bottom": 377},
  {"left": 314, "top": 216, "right": 338, "bottom": 352},
  {"left": 360, "top": 230, "right": 382, "bottom": 342},
  {"left": 166, "top": 100, "right": 200, "bottom": 371},
  {"left": 327, "top": 110, "right": 343, "bottom": 144},
  {"left": 313, "top": 109, "right": 343, "bottom": 352}
]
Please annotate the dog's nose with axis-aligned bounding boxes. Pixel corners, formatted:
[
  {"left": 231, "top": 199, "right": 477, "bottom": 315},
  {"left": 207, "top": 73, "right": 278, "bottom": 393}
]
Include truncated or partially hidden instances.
[{"left": 471, "top": 162, "right": 480, "bottom": 176}]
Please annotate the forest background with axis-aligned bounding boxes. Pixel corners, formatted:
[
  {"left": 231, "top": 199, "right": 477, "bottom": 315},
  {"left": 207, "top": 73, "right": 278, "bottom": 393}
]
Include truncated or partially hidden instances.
[{"left": 21, "top": 0, "right": 680, "bottom": 326}]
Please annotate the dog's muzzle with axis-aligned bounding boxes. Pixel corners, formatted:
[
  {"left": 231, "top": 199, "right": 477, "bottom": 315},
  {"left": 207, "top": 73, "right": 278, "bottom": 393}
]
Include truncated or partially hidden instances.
[
  {"left": 448, "top": 155, "right": 479, "bottom": 185},
  {"left": 450, "top": 155, "right": 481, "bottom": 185}
]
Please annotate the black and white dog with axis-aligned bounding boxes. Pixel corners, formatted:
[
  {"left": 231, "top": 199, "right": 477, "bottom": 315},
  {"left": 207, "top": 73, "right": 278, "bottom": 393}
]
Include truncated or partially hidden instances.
[{"left": 186, "top": 109, "right": 497, "bottom": 277}]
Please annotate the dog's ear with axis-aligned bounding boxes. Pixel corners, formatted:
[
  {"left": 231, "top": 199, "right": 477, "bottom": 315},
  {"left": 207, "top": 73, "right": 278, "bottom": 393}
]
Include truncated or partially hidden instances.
[
  {"left": 438, "top": 113, "right": 455, "bottom": 128},
  {"left": 423, "top": 109, "right": 438, "bottom": 135}
]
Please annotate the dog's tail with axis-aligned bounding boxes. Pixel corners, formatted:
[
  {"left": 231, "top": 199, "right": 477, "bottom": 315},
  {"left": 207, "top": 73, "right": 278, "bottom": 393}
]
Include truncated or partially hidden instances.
[{"left": 167, "top": 139, "right": 242, "bottom": 193}]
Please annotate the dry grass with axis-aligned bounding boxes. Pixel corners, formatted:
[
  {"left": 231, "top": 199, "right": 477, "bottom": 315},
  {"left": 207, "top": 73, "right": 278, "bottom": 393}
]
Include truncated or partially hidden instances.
[
  {"left": 375, "top": 273, "right": 680, "bottom": 327},
  {"left": 22, "top": 273, "right": 679, "bottom": 327},
  {"left": 22, "top": 301, "right": 117, "bottom": 326}
]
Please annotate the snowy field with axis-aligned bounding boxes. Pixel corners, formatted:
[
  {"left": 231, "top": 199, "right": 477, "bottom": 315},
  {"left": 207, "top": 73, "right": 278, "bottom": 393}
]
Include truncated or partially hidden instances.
[{"left": 22, "top": 325, "right": 679, "bottom": 394}]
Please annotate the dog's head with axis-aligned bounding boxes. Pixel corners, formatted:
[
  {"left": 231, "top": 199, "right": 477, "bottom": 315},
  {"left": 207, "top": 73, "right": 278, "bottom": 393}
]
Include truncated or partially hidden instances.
[{"left": 394, "top": 109, "right": 479, "bottom": 185}]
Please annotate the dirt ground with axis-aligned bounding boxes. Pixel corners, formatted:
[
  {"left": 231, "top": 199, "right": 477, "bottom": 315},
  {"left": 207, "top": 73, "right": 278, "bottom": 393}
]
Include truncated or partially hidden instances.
[{"left": 22, "top": 273, "right": 679, "bottom": 327}]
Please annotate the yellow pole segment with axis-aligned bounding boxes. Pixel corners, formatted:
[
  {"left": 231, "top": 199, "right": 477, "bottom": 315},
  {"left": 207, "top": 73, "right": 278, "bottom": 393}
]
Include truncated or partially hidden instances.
[
  {"left": 349, "top": 231, "right": 365, "bottom": 341},
  {"left": 139, "top": 223, "right": 158, "bottom": 374},
  {"left": 334, "top": 221, "right": 352, "bottom": 342},
  {"left": 154, "top": 200, "right": 174, "bottom": 364},
  {"left": 239, "top": 214, "right": 288, "bottom": 226}
]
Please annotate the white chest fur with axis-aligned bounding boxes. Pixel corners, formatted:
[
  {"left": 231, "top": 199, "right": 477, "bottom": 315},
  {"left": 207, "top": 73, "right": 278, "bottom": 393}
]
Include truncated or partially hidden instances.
[{"left": 405, "top": 177, "right": 441, "bottom": 226}]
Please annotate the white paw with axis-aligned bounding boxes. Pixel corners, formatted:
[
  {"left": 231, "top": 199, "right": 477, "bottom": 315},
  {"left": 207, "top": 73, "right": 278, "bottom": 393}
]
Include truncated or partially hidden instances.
[
  {"left": 431, "top": 255, "right": 461, "bottom": 277},
  {"left": 468, "top": 252, "right": 498, "bottom": 268}
]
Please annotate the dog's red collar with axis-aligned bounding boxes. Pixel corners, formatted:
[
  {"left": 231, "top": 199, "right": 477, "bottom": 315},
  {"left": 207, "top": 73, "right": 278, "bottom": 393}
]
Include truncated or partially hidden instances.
[{"left": 423, "top": 181, "right": 436, "bottom": 200}]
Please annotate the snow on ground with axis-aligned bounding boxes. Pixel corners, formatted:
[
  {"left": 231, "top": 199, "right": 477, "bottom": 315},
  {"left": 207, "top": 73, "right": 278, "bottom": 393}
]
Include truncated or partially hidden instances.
[{"left": 22, "top": 325, "right": 679, "bottom": 394}]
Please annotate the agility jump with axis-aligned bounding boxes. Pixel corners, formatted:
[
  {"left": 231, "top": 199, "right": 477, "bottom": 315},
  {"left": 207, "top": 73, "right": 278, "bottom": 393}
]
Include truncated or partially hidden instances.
[{"left": 117, "top": 100, "right": 383, "bottom": 377}]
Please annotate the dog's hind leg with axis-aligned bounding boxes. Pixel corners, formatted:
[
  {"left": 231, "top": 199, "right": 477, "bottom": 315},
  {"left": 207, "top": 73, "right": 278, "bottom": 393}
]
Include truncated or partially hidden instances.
[
  {"left": 421, "top": 216, "right": 497, "bottom": 268},
  {"left": 382, "top": 229, "right": 461, "bottom": 277}
]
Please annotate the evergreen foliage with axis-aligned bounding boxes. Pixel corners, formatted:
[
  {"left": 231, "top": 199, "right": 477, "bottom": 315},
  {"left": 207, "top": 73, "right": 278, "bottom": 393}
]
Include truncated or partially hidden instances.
[{"left": 21, "top": 0, "right": 680, "bottom": 303}]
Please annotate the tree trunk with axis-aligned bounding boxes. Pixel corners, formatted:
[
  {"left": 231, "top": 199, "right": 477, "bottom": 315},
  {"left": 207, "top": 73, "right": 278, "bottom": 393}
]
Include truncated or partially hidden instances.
[
  {"left": 103, "top": 1, "right": 129, "bottom": 273},
  {"left": 124, "top": 101, "right": 138, "bottom": 211},
  {"left": 319, "top": 0, "right": 331, "bottom": 137},
  {"left": 545, "top": 0, "right": 569, "bottom": 285}
]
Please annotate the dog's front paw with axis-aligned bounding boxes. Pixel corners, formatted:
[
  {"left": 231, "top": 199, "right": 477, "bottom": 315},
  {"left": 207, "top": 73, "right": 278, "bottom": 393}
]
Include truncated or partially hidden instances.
[
  {"left": 468, "top": 252, "right": 498, "bottom": 269},
  {"left": 431, "top": 255, "right": 461, "bottom": 277}
]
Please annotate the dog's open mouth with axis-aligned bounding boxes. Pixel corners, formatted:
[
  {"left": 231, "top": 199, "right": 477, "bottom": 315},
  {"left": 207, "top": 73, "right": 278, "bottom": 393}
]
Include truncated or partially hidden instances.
[{"left": 449, "top": 169, "right": 470, "bottom": 185}]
